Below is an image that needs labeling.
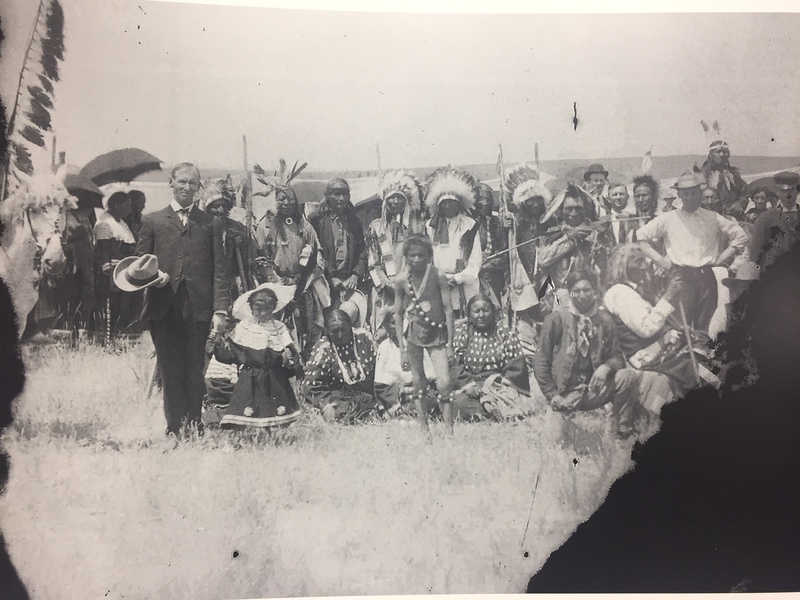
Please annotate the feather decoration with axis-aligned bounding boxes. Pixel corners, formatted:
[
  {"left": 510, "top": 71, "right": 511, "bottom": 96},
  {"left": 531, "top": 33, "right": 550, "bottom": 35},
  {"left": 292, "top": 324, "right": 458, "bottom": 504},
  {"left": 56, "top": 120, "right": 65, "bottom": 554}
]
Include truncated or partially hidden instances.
[
  {"left": 424, "top": 166, "right": 478, "bottom": 213},
  {"left": 712, "top": 120, "right": 721, "bottom": 136},
  {"left": 504, "top": 164, "right": 551, "bottom": 206},
  {"left": 28, "top": 85, "right": 53, "bottom": 109},
  {"left": 641, "top": 146, "right": 653, "bottom": 174},
  {"left": 253, "top": 159, "right": 307, "bottom": 193},
  {"left": 21, "top": 125, "right": 45, "bottom": 147},
  {"left": 700, "top": 120, "right": 710, "bottom": 133},
  {"left": 379, "top": 170, "right": 422, "bottom": 212},
  {"left": 12, "top": 143, "right": 34, "bottom": 176},
  {"left": 38, "top": 74, "right": 54, "bottom": 95},
  {"left": 2, "top": 0, "right": 66, "bottom": 198}
]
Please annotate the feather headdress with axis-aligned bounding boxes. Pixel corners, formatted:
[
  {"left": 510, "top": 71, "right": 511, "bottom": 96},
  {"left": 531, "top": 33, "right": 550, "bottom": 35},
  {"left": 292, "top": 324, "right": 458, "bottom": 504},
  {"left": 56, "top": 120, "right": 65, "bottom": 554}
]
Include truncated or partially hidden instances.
[
  {"left": 380, "top": 170, "right": 422, "bottom": 211},
  {"left": 424, "top": 166, "right": 478, "bottom": 214},
  {"left": 504, "top": 163, "right": 552, "bottom": 206},
  {"left": 197, "top": 174, "right": 236, "bottom": 211},
  {"left": 253, "top": 159, "right": 307, "bottom": 196},
  {"left": 3, "top": 0, "right": 66, "bottom": 199}
]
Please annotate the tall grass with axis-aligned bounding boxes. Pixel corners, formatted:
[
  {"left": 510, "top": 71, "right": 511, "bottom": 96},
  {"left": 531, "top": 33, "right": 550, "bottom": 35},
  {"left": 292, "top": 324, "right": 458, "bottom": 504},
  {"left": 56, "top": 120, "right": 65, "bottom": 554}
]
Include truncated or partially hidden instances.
[{"left": 1, "top": 339, "right": 636, "bottom": 598}]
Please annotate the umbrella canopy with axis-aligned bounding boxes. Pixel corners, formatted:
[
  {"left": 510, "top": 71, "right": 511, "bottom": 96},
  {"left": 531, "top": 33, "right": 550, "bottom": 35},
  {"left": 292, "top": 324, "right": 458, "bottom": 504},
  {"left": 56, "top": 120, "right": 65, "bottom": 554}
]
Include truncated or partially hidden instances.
[{"left": 80, "top": 148, "right": 163, "bottom": 186}]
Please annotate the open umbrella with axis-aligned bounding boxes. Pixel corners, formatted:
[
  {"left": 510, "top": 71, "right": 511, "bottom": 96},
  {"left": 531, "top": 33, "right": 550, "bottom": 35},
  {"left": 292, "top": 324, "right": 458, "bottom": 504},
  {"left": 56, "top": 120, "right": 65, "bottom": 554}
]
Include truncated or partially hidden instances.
[{"left": 80, "top": 148, "right": 163, "bottom": 186}]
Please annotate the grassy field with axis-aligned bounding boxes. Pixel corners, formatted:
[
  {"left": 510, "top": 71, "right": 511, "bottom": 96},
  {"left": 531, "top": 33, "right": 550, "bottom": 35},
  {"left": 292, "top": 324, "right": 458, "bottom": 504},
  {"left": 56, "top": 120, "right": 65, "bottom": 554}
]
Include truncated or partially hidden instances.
[{"left": 1, "top": 338, "right": 638, "bottom": 599}]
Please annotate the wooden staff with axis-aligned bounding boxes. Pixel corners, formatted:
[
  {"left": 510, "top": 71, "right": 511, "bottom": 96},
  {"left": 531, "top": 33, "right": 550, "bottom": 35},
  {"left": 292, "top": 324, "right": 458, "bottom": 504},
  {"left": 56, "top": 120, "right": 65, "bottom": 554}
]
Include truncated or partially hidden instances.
[
  {"left": 484, "top": 215, "right": 647, "bottom": 262},
  {"left": 678, "top": 299, "right": 703, "bottom": 386},
  {"left": 497, "top": 143, "right": 514, "bottom": 326}
]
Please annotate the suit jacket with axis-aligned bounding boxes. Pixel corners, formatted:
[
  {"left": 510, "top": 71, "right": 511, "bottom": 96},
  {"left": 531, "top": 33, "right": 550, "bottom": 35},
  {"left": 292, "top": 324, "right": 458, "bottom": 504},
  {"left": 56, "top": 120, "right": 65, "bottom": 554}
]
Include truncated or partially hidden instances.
[
  {"left": 135, "top": 206, "right": 229, "bottom": 323},
  {"left": 533, "top": 306, "right": 625, "bottom": 400},
  {"left": 310, "top": 207, "right": 368, "bottom": 282}
]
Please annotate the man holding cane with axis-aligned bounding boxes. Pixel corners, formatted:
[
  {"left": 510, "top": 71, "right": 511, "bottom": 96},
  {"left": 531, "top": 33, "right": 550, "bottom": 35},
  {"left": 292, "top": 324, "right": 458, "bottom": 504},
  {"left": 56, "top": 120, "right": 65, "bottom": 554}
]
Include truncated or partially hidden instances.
[
  {"left": 635, "top": 171, "right": 747, "bottom": 333},
  {"left": 132, "top": 162, "right": 229, "bottom": 438}
]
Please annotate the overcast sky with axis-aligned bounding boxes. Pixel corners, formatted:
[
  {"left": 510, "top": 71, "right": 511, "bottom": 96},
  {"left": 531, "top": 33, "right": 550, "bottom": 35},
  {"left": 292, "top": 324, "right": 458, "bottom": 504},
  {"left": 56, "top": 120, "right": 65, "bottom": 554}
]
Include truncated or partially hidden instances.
[{"left": 2, "top": 1, "right": 798, "bottom": 172}]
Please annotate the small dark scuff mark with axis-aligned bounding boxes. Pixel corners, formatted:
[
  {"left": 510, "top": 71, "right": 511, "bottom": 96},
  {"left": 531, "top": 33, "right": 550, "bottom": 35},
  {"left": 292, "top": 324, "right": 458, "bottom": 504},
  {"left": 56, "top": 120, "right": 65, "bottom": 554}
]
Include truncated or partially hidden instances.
[
  {"left": 771, "top": 137, "right": 775, "bottom": 142},
  {"left": 105, "top": 592, "right": 110, "bottom": 597},
  {"left": 138, "top": 4, "right": 145, "bottom": 14},
  {"left": 572, "top": 458, "right": 579, "bottom": 466},
  {"left": 573, "top": 102, "right": 579, "bottom": 131},
  {"left": 523, "top": 551, "right": 530, "bottom": 558},
  {"left": 232, "top": 550, "right": 240, "bottom": 558}
]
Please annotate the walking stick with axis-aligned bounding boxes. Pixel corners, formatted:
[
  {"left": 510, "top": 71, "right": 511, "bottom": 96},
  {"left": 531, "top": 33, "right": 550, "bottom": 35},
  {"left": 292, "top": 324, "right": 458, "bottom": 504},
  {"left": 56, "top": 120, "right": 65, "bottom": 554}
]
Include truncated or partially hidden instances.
[
  {"left": 146, "top": 357, "right": 160, "bottom": 400},
  {"left": 678, "top": 299, "right": 703, "bottom": 387}
]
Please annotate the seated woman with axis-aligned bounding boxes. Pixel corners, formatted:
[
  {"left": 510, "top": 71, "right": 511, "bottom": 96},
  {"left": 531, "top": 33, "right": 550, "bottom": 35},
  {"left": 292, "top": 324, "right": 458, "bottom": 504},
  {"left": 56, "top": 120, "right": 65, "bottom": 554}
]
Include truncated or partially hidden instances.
[
  {"left": 300, "top": 309, "right": 379, "bottom": 423},
  {"left": 214, "top": 285, "right": 304, "bottom": 431},
  {"left": 603, "top": 243, "right": 718, "bottom": 401},
  {"left": 451, "top": 294, "right": 534, "bottom": 421}
]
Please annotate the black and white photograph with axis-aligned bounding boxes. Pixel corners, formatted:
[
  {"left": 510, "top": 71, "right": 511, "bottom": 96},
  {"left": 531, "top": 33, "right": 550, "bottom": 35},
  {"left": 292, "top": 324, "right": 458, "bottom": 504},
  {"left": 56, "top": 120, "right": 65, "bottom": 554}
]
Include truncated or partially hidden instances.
[{"left": 1, "top": 1, "right": 799, "bottom": 597}]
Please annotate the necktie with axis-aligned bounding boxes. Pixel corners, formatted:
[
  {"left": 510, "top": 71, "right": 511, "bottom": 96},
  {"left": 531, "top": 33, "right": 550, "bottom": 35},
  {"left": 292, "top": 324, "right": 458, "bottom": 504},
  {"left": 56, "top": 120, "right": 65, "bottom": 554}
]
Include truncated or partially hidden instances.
[{"left": 177, "top": 207, "right": 190, "bottom": 226}]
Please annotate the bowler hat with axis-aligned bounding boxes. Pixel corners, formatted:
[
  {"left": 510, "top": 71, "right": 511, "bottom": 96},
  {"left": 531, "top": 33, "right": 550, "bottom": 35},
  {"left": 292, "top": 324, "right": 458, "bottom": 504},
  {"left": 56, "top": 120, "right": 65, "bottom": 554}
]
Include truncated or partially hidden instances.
[
  {"left": 671, "top": 171, "right": 705, "bottom": 190},
  {"left": 773, "top": 171, "right": 800, "bottom": 190},
  {"left": 113, "top": 254, "right": 166, "bottom": 292},
  {"left": 583, "top": 163, "right": 608, "bottom": 181}
]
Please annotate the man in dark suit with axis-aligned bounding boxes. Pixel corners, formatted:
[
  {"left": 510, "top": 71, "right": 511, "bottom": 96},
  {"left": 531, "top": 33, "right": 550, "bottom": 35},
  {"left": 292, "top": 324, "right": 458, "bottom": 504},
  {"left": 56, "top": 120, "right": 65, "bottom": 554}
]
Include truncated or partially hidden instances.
[{"left": 135, "top": 163, "right": 229, "bottom": 437}]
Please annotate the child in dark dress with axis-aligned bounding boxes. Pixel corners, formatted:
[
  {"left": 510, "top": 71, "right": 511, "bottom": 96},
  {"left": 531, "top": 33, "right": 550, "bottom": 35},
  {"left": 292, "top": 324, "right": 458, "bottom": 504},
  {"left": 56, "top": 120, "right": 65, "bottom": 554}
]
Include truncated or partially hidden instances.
[
  {"left": 215, "top": 285, "right": 304, "bottom": 430},
  {"left": 394, "top": 234, "right": 455, "bottom": 433}
]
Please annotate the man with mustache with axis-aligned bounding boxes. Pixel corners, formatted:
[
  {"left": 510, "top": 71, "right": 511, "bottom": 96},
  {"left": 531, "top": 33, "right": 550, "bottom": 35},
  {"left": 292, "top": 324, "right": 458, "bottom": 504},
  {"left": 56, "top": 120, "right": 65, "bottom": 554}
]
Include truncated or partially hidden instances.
[{"left": 135, "top": 162, "right": 229, "bottom": 438}]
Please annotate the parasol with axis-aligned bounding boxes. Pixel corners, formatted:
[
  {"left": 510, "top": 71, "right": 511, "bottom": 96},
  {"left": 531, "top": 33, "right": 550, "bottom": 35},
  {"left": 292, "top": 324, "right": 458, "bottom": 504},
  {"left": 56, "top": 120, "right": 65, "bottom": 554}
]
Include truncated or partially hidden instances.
[{"left": 80, "top": 148, "right": 163, "bottom": 186}]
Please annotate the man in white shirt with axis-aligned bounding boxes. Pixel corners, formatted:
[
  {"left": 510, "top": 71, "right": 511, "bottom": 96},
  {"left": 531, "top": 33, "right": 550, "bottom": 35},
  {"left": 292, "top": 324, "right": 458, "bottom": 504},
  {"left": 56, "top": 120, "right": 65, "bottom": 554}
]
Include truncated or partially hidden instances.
[
  {"left": 604, "top": 182, "right": 634, "bottom": 245},
  {"left": 636, "top": 171, "right": 747, "bottom": 333}
]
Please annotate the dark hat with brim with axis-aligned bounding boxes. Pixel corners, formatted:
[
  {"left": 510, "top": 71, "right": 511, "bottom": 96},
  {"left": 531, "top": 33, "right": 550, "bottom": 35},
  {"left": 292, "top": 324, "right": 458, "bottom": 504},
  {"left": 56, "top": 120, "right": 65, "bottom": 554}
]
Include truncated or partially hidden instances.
[
  {"left": 773, "top": 171, "right": 800, "bottom": 190},
  {"left": 583, "top": 163, "right": 609, "bottom": 181}
]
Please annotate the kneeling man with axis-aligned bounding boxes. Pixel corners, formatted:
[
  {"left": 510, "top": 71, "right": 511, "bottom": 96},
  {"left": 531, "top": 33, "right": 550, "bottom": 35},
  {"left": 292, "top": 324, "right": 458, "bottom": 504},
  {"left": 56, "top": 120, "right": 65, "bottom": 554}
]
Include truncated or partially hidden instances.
[{"left": 533, "top": 269, "right": 653, "bottom": 437}]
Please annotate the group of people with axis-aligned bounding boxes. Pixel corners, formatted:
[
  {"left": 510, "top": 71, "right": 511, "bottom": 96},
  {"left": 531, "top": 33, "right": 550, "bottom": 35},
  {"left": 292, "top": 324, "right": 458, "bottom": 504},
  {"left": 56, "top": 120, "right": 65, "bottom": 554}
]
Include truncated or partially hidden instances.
[
  {"left": 108, "top": 140, "right": 799, "bottom": 441},
  {"left": 31, "top": 184, "right": 150, "bottom": 339}
]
